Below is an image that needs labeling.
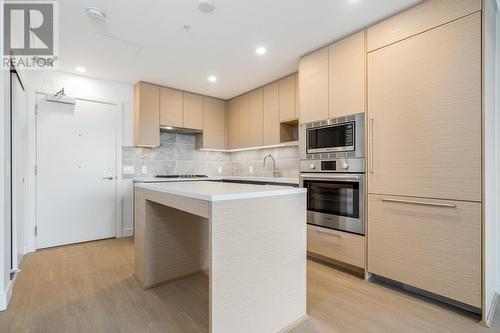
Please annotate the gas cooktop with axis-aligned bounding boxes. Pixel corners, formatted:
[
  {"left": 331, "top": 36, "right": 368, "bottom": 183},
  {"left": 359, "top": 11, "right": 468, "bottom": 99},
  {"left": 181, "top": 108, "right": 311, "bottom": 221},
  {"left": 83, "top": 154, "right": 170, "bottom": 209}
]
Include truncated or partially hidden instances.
[{"left": 155, "top": 175, "right": 209, "bottom": 178}]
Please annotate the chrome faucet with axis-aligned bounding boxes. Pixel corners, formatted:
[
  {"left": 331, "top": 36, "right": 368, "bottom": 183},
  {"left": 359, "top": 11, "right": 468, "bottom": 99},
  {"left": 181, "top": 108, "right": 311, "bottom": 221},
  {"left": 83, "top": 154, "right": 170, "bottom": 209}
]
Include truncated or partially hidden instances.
[{"left": 263, "top": 154, "right": 279, "bottom": 178}]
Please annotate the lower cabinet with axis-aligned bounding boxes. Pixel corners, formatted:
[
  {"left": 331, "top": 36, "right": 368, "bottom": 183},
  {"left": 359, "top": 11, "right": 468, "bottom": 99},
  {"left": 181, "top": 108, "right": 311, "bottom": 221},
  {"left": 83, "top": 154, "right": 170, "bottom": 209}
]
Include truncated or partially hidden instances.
[
  {"left": 307, "top": 225, "right": 365, "bottom": 269},
  {"left": 367, "top": 194, "right": 481, "bottom": 308}
]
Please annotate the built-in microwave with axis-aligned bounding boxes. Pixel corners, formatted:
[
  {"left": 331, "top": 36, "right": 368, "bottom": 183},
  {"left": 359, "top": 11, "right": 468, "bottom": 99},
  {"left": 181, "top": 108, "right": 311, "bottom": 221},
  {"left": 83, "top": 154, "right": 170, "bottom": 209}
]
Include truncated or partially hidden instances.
[{"left": 299, "top": 113, "right": 365, "bottom": 160}]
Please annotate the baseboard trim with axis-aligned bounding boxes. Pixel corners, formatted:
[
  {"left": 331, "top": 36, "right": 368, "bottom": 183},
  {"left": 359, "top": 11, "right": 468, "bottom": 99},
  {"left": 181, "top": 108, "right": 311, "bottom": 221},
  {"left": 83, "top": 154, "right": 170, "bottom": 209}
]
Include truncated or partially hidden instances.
[
  {"left": 0, "top": 278, "right": 15, "bottom": 311},
  {"left": 279, "top": 314, "right": 309, "bottom": 333},
  {"left": 484, "top": 292, "right": 499, "bottom": 327},
  {"left": 121, "top": 227, "right": 134, "bottom": 237}
]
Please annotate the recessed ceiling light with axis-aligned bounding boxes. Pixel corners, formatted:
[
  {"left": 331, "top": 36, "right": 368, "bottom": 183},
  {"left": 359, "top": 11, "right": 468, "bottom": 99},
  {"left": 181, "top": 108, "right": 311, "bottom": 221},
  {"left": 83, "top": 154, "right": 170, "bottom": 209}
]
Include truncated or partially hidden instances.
[
  {"left": 182, "top": 24, "right": 192, "bottom": 32},
  {"left": 255, "top": 47, "right": 267, "bottom": 55},
  {"left": 197, "top": 0, "right": 215, "bottom": 13},
  {"left": 208, "top": 75, "right": 217, "bottom": 82},
  {"left": 86, "top": 7, "right": 106, "bottom": 21},
  {"left": 75, "top": 66, "right": 86, "bottom": 73}
]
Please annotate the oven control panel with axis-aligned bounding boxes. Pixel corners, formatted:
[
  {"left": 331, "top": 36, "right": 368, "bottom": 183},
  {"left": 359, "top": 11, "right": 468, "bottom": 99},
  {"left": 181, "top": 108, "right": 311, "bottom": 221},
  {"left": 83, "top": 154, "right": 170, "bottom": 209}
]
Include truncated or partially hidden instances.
[{"left": 300, "top": 158, "right": 365, "bottom": 173}]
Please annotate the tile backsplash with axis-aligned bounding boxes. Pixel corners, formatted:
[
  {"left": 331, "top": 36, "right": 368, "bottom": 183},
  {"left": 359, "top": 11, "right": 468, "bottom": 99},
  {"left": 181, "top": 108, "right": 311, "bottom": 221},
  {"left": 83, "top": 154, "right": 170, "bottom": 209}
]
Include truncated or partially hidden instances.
[{"left": 122, "top": 132, "right": 299, "bottom": 179}]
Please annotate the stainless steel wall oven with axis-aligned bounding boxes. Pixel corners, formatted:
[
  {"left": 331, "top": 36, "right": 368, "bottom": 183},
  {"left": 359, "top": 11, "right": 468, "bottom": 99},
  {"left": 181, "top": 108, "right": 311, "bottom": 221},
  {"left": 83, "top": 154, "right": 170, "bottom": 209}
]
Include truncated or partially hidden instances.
[{"left": 299, "top": 112, "right": 365, "bottom": 235}]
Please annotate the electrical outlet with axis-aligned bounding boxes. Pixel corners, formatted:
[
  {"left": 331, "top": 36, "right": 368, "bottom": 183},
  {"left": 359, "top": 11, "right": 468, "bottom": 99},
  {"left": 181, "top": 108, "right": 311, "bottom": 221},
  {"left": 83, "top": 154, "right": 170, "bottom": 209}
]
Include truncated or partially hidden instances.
[
  {"left": 217, "top": 166, "right": 223, "bottom": 174},
  {"left": 123, "top": 165, "right": 135, "bottom": 175},
  {"left": 141, "top": 165, "right": 148, "bottom": 175},
  {"left": 249, "top": 165, "right": 254, "bottom": 173}
]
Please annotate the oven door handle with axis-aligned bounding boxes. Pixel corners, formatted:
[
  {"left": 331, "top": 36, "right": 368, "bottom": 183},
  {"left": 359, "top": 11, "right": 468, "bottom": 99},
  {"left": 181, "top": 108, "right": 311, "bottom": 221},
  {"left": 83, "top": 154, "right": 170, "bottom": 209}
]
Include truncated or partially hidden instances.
[{"left": 300, "top": 174, "right": 362, "bottom": 182}]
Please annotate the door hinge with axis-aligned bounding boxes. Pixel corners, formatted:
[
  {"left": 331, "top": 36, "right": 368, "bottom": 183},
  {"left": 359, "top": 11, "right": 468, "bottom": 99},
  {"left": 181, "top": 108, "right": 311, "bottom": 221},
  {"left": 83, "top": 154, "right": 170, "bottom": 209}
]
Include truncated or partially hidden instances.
[
  {"left": 34, "top": 226, "right": 37, "bottom": 236},
  {"left": 34, "top": 165, "right": 38, "bottom": 175}
]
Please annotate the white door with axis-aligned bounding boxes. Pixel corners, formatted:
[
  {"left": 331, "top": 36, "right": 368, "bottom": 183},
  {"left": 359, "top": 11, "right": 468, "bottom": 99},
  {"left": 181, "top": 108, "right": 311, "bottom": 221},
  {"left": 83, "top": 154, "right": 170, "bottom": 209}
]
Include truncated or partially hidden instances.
[
  {"left": 12, "top": 74, "right": 27, "bottom": 269},
  {"left": 36, "top": 95, "right": 117, "bottom": 249}
]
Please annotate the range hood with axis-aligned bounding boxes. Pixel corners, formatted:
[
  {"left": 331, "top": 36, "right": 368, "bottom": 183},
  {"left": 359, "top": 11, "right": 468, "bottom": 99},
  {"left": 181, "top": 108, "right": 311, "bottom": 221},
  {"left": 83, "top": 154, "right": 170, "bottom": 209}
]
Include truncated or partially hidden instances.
[{"left": 160, "top": 125, "right": 202, "bottom": 134}]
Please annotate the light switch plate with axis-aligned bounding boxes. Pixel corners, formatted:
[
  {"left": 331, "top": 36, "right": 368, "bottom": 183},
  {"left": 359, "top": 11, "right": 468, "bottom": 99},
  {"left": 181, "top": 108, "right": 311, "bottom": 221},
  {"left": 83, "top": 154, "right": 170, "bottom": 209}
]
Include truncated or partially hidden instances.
[
  {"left": 249, "top": 165, "right": 254, "bottom": 173},
  {"left": 141, "top": 165, "right": 148, "bottom": 175},
  {"left": 123, "top": 165, "right": 135, "bottom": 175},
  {"left": 217, "top": 166, "right": 223, "bottom": 174}
]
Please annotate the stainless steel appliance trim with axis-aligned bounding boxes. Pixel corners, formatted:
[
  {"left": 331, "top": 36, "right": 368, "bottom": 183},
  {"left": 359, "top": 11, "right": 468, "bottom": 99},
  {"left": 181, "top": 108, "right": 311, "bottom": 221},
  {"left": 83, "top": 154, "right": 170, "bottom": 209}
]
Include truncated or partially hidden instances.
[
  {"left": 307, "top": 145, "right": 355, "bottom": 154},
  {"left": 300, "top": 173, "right": 362, "bottom": 182},
  {"left": 369, "top": 117, "right": 374, "bottom": 173},
  {"left": 299, "top": 112, "right": 365, "bottom": 160},
  {"left": 299, "top": 158, "right": 365, "bottom": 173},
  {"left": 381, "top": 198, "right": 457, "bottom": 208},
  {"left": 300, "top": 173, "right": 365, "bottom": 235}
]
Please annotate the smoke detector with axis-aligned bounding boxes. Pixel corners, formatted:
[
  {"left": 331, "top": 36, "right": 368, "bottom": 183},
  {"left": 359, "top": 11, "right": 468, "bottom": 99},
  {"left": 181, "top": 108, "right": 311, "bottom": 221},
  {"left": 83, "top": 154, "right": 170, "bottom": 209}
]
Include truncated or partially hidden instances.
[
  {"left": 86, "top": 7, "right": 106, "bottom": 22},
  {"left": 197, "top": 0, "right": 215, "bottom": 13}
]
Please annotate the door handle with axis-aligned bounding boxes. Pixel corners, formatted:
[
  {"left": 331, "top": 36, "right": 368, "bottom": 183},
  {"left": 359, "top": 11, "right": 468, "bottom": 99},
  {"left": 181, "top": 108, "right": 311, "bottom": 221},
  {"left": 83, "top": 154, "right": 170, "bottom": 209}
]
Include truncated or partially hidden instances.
[
  {"left": 381, "top": 198, "right": 456, "bottom": 208},
  {"left": 102, "top": 176, "right": 114, "bottom": 180},
  {"left": 369, "top": 117, "right": 374, "bottom": 173}
]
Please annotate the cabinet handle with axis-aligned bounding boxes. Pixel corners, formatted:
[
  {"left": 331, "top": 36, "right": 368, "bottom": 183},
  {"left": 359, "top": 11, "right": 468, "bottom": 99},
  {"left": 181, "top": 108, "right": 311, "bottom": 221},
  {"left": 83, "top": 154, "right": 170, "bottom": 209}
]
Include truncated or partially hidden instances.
[
  {"left": 381, "top": 198, "right": 456, "bottom": 208},
  {"left": 369, "top": 117, "right": 374, "bottom": 173},
  {"left": 315, "top": 228, "right": 342, "bottom": 238}
]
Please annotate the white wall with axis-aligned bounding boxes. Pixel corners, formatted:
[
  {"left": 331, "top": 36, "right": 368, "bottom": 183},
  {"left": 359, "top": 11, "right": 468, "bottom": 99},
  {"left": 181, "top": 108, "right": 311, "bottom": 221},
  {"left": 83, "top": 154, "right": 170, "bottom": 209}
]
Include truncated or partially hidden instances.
[
  {"left": 24, "top": 71, "right": 135, "bottom": 239},
  {"left": 25, "top": 71, "right": 134, "bottom": 145},
  {"left": 496, "top": 6, "right": 500, "bottom": 294},
  {"left": 0, "top": 2, "right": 13, "bottom": 311},
  {"left": 484, "top": 0, "right": 499, "bottom": 322}
]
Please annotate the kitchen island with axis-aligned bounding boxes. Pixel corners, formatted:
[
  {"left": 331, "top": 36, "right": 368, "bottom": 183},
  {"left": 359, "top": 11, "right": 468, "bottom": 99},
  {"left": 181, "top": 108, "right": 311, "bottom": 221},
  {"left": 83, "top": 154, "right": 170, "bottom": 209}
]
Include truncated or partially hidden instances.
[{"left": 134, "top": 181, "right": 307, "bottom": 333}]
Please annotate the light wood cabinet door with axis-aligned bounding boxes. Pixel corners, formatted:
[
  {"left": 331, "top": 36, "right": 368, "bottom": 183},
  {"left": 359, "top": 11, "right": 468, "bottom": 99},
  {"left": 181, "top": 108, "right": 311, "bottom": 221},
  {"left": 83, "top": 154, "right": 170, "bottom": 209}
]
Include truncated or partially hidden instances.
[
  {"left": 367, "top": 0, "right": 481, "bottom": 52},
  {"left": 367, "top": 13, "right": 481, "bottom": 202},
  {"left": 298, "top": 47, "right": 329, "bottom": 123},
  {"left": 160, "top": 87, "right": 183, "bottom": 128},
  {"left": 263, "top": 82, "right": 280, "bottom": 146},
  {"left": 134, "top": 82, "right": 160, "bottom": 147},
  {"left": 248, "top": 89, "right": 264, "bottom": 147},
  {"left": 329, "top": 31, "right": 365, "bottom": 118},
  {"left": 227, "top": 99, "right": 239, "bottom": 149},
  {"left": 368, "top": 194, "right": 481, "bottom": 307},
  {"left": 182, "top": 92, "right": 203, "bottom": 131},
  {"left": 235, "top": 94, "right": 250, "bottom": 148},
  {"left": 279, "top": 74, "right": 297, "bottom": 122},
  {"left": 307, "top": 225, "right": 365, "bottom": 269},
  {"left": 200, "top": 97, "right": 226, "bottom": 149}
]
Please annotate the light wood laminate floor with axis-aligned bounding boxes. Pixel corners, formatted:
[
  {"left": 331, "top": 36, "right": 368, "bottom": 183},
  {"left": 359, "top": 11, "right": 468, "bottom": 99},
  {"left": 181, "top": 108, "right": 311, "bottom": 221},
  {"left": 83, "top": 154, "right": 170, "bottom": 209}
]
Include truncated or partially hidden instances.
[{"left": 0, "top": 237, "right": 498, "bottom": 333}]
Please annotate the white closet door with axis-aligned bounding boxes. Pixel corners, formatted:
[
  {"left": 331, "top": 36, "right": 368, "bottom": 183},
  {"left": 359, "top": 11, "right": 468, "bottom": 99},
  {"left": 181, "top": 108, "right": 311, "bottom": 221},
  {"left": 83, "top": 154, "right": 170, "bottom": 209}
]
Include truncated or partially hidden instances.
[
  {"left": 36, "top": 96, "right": 117, "bottom": 249},
  {"left": 12, "top": 74, "right": 27, "bottom": 269}
]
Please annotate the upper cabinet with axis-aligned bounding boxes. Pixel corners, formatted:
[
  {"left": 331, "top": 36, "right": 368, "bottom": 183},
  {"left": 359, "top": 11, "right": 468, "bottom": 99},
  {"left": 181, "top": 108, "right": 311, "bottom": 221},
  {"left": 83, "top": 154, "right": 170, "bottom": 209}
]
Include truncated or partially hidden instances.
[
  {"left": 237, "top": 94, "right": 250, "bottom": 148},
  {"left": 299, "top": 31, "right": 366, "bottom": 123},
  {"left": 227, "top": 74, "right": 299, "bottom": 149},
  {"left": 298, "top": 47, "right": 329, "bottom": 123},
  {"left": 134, "top": 82, "right": 160, "bottom": 147},
  {"left": 227, "top": 94, "right": 250, "bottom": 149},
  {"left": 160, "top": 87, "right": 183, "bottom": 128},
  {"left": 135, "top": 82, "right": 222, "bottom": 148},
  {"left": 227, "top": 98, "right": 240, "bottom": 149},
  {"left": 263, "top": 82, "right": 280, "bottom": 146},
  {"left": 366, "top": 0, "right": 481, "bottom": 52},
  {"left": 197, "top": 97, "right": 226, "bottom": 150},
  {"left": 249, "top": 88, "right": 264, "bottom": 147},
  {"left": 329, "top": 31, "right": 366, "bottom": 118},
  {"left": 279, "top": 74, "right": 298, "bottom": 122},
  {"left": 183, "top": 92, "right": 204, "bottom": 131}
]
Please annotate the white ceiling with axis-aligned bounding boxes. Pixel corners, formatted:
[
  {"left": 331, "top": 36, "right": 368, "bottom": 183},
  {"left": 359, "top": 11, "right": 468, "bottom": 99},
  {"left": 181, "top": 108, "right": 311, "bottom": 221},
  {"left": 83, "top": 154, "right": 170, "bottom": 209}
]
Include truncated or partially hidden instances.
[{"left": 58, "top": 0, "right": 423, "bottom": 100}]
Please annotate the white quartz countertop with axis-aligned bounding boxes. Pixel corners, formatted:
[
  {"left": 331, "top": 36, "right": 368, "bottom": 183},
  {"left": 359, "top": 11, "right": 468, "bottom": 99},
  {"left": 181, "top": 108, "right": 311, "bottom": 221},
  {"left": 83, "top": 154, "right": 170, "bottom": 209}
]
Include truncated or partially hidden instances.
[
  {"left": 134, "top": 176, "right": 299, "bottom": 185},
  {"left": 135, "top": 181, "right": 306, "bottom": 202}
]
